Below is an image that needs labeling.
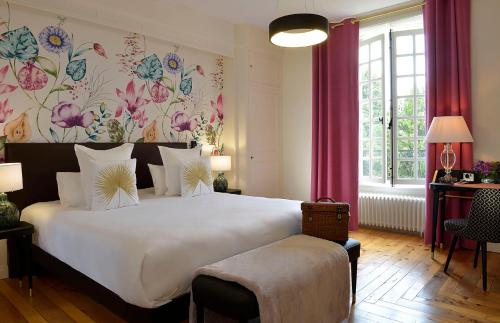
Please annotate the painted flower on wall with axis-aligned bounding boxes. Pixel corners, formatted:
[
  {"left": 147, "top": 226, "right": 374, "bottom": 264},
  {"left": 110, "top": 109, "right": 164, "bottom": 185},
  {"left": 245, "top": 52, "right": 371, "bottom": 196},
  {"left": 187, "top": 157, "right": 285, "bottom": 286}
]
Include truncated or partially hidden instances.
[
  {"left": 142, "top": 120, "right": 158, "bottom": 142},
  {"left": 4, "top": 112, "right": 32, "bottom": 143},
  {"left": 163, "top": 52, "right": 183, "bottom": 74},
  {"left": 136, "top": 54, "right": 163, "bottom": 81},
  {"left": 93, "top": 43, "right": 107, "bottom": 59},
  {"left": 171, "top": 111, "right": 197, "bottom": 132},
  {"left": 136, "top": 108, "right": 148, "bottom": 128},
  {"left": 151, "top": 81, "right": 169, "bottom": 103},
  {"left": 0, "top": 98, "right": 13, "bottom": 123},
  {"left": 115, "top": 80, "right": 150, "bottom": 118},
  {"left": 17, "top": 62, "right": 48, "bottom": 90},
  {"left": 0, "top": 65, "right": 17, "bottom": 95},
  {"left": 210, "top": 93, "right": 223, "bottom": 124},
  {"left": 51, "top": 101, "right": 94, "bottom": 128},
  {"left": 0, "top": 26, "right": 38, "bottom": 62},
  {"left": 38, "top": 25, "right": 71, "bottom": 53}
]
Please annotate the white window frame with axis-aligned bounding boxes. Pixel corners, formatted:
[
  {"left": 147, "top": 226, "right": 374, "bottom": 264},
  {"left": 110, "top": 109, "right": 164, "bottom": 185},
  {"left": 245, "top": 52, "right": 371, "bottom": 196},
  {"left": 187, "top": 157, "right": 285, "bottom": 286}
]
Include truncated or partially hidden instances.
[
  {"left": 359, "top": 35, "right": 386, "bottom": 184},
  {"left": 391, "top": 29, "right": 425, "bottom": 185}
]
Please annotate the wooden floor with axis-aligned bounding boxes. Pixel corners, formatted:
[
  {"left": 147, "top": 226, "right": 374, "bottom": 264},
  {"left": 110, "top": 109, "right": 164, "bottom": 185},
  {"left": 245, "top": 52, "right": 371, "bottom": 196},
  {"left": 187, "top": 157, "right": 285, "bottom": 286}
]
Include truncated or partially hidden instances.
[{"left": 0, "top": 228, "right": 499, "bottom": 322}]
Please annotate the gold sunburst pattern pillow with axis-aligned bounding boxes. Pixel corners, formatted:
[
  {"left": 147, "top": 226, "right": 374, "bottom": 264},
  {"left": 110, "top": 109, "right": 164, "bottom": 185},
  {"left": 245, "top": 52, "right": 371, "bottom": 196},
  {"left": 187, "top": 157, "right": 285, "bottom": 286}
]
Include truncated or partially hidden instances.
[
  {"left": 180, "top": 157, "right": 214, "bottom": 197},
  {"left": 89, "top": 159, "right": 139, "bottom": 210}
]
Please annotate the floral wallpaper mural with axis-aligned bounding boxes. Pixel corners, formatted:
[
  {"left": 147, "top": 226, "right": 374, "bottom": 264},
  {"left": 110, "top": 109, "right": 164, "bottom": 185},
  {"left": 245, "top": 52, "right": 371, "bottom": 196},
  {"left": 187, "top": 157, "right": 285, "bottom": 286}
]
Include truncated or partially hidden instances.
[{"left": 0, "top": 3, "right": 225, "bottom": 161}]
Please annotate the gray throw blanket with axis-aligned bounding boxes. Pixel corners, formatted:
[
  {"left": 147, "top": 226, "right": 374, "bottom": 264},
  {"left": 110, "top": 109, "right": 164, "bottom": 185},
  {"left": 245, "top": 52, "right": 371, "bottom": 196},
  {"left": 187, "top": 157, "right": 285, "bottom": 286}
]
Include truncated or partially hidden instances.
[{"left": 190, "top": 234, "right": 350, "bottom": 323}]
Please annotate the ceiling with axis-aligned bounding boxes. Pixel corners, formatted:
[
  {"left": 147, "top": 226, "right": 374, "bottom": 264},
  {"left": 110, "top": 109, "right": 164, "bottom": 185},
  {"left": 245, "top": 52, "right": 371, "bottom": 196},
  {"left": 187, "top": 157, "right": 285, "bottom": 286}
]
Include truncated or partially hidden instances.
[{"left": 159, "top": 0, "right": 411, "bottom": 28}]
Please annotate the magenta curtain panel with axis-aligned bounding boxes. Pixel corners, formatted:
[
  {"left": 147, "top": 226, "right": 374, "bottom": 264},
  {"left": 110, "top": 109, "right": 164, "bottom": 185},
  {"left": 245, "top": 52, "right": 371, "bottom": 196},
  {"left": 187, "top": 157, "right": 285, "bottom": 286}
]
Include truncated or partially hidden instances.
[
  {"left": 424, "top": 0, "right": 474, "bottom": 247},
  {"left": 311, "top": 19, "right": 359, "bottom": 230}
]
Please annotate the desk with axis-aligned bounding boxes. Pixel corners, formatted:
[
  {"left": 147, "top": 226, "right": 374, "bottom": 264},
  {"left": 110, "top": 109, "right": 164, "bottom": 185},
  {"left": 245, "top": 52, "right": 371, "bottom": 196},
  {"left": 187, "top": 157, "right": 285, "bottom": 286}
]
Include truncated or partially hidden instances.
[{"left": 430, "top": 171, "right": 500, "bottom": 258}]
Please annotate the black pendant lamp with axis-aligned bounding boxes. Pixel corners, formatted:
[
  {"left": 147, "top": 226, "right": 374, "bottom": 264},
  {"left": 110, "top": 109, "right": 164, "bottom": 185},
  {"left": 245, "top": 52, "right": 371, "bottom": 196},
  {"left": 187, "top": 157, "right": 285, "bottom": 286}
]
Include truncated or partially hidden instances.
[{"left": 269, "top": 13, "right": 329, "bottom": 47}]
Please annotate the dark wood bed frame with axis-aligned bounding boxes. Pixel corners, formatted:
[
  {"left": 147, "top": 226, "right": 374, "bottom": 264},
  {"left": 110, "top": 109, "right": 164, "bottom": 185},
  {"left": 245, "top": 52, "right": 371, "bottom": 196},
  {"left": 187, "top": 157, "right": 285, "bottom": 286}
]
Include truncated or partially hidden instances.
[{"left": 5, "top": 142, "right": 197, "bottom": 323}]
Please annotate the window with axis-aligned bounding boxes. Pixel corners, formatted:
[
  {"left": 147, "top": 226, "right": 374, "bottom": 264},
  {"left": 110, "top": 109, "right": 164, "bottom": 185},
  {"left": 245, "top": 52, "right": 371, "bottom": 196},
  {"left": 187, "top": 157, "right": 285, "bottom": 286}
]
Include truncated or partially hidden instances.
[{"left": 359, "top": 16, "right": 425, "bottom": 186}]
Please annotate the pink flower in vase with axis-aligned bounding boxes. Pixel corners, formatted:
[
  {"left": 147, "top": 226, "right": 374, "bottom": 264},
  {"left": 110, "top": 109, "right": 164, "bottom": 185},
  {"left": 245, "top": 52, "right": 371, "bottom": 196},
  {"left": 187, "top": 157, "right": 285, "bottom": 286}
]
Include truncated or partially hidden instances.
[
  {"left": 171, "top": 111, "right": 197, "bottom": 132},
  {"left": 115, "top": 80, "right": 150, "bottom": 118},
  {"left": 150, "top": 81, "right": 169, "bottom": 103},
  {"left": 17, "top": 62, "right": 48, "bottom": 91},
  {"left": 0, "top": 98, "right": 13, "bottom": 123},
  {"left": 51, "top": 101, "right": 94, "bottom": 128}
]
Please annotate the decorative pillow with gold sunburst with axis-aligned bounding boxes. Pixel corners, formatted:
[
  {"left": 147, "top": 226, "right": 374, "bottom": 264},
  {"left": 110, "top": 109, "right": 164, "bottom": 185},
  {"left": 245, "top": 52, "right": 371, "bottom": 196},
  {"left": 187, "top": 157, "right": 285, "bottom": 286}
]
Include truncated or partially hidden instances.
[
  {"left": 180, "top": 158, "right": 214, "bottom": 197},
  {"left": 89, "top": 159, "right": 139, "bottom": 210}
]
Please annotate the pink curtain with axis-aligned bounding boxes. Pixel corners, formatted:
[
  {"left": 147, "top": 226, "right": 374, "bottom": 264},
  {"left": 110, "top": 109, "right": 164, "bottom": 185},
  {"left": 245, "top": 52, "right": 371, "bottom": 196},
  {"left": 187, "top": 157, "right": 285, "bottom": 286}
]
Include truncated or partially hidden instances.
[
  {"left": 424, "top": 0, "right": 474, "bottom": 247},
  {"left": 311, "top": 19, "right": 359, "bottom": 230}
]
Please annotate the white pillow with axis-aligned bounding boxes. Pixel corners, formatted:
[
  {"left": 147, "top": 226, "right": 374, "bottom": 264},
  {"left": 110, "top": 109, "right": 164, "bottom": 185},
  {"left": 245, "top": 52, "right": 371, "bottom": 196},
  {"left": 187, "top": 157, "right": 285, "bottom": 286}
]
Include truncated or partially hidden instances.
[
  {"left": 75, "top": 143, "right": 134, "bottom": 209},
  {"left": 180, "top": 157, "right": 213, "bottom": 197},
  {"left": 158, "top": 146, "right": 201, "bottom": 196},
  {"left": 56, "top": 172, "right": 84, "bottom": 207},
  {"left": 148, "top": 164, "right": 167, "bottom": 196},
  {"left": 89, "top": 159, "right": 139, "bottom": 211}
]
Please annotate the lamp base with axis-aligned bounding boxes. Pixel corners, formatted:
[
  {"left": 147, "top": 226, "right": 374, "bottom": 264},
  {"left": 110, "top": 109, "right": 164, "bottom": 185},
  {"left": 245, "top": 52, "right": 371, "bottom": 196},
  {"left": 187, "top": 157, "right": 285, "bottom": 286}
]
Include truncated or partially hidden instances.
[
  {"left": 213, "top": 173, "right": 228, "bottom": 192},
  {"left": 0, "top": 193, "right": 20, "bottom": 229}
]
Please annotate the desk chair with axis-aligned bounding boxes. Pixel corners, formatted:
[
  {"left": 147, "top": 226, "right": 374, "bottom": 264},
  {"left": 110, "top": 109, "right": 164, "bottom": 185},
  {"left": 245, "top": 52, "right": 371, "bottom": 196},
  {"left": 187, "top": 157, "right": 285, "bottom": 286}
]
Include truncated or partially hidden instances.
[{"left": 443, "top": 189, "right": 500, "bottom": 291}]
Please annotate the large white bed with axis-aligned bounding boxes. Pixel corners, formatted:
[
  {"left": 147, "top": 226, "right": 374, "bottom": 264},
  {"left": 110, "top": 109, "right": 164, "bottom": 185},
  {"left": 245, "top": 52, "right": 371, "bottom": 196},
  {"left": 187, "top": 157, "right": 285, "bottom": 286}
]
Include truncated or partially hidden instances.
[{"left": 21, "top": 189, "right": 302, "bottom": 308}]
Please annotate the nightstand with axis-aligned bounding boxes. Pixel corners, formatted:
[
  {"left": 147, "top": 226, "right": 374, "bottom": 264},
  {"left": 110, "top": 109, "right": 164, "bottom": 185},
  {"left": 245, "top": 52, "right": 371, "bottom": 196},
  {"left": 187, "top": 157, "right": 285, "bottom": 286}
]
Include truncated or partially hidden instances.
[
  {"left": 224, "top": 188, "right": 242, "bottom": 195},
  {"left": 1, "top": 221, "right": 34, "bottom": 296}
]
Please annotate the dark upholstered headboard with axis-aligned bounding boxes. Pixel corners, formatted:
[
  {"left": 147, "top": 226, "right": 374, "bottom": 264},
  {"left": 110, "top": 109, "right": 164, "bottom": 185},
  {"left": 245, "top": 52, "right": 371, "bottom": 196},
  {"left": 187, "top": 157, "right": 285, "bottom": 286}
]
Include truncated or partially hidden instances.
[{"left": 5, "top": 142, "right": 196, "bottom": 210}]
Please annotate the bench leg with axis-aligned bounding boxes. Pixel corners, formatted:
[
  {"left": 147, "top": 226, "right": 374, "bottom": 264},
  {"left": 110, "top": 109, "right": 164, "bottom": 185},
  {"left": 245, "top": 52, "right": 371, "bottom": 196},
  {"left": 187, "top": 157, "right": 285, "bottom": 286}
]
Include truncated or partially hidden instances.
[
  {"left": 351, "top": 258, "right": 358, "bottom": 304},
  {"left": 196, "top": 303, "right": 204, "bottom": 323}
]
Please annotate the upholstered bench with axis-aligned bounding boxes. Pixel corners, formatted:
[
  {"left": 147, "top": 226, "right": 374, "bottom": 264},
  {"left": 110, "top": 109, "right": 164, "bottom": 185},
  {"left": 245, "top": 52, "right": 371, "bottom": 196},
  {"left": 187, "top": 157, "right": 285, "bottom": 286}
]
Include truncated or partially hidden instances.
[{"left": 192, "top": 238, "right": 361, "bottom": 323}]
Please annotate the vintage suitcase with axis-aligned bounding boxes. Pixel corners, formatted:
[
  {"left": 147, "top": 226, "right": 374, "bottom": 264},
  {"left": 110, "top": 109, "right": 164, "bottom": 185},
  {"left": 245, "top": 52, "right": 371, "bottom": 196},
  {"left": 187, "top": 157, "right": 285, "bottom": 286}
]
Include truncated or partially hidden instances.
[{"left": 301, "top": 197, "right": 350, "bottom": 243}]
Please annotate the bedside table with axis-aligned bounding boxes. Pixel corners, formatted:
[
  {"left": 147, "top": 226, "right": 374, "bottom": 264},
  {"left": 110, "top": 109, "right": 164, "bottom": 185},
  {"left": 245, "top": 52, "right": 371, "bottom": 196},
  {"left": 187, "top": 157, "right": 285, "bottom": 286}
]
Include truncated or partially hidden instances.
[
  {"left": 225, "top": 188, "right": 242, "bottom": 195},
  {"left": 1, "top": 221, "right": 34, "bottom": 296}
]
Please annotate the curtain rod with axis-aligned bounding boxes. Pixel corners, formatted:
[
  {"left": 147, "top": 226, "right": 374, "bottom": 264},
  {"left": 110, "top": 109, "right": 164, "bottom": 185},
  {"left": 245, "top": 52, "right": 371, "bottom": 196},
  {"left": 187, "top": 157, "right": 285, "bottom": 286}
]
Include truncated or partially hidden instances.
[{"left": 330, "top": 2, "right": 425, "bottom": 29}]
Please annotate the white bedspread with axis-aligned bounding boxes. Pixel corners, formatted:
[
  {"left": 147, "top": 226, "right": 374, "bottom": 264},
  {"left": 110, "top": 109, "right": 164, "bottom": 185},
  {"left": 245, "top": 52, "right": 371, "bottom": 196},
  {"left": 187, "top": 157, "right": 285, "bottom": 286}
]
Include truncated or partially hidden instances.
[{"left": 21, "top": 189, "right": 302, "bottom": 308}]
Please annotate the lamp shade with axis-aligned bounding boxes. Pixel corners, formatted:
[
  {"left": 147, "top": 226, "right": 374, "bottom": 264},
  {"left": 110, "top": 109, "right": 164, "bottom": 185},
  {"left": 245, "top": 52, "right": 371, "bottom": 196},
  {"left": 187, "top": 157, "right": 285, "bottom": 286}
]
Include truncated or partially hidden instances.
[
  {"left": 0, "top": 163, "right": 23, "bottom": 193},
  {"left": 424, "top": 116, "right": 474, "bottom": 143},
  {"left": 269, "top": 14, "right": 329, "bottom": 47},
  {"left": 210, "top": 156, "right": 231, "bottom": 172}
]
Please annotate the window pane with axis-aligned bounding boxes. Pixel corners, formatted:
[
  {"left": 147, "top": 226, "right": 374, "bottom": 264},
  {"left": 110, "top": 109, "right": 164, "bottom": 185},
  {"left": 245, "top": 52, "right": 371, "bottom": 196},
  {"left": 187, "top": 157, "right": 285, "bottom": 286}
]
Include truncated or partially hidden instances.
[
  {"left": 370, "top": 40, "right": 382, "bottom": 60},
  {"left": 362, "top": 122, "right": 370, "bottom": 138},
  {"left": 398, "top": 161, "right": 415, "bottom": 179},
  {"left": 370, "top": 60, "right": 382, "bottom": 79},
  {"left": 362, "top": 140, "right": 370, "bottom": 158},
  {"left": 371, "top": 80, "right": 382, "bottom": 99},
  {"left": 372, "top": 122, "right": 383, "bottom": 138},
  {"left": 359, "top": 63, "right": 369, "bottom": 82},
  {"left": 359, "top": 45, "right": 369, "bottom": 63},
  {"left": 372, "top": 159, "right": 383, "bottom": 178},
  {"left": 396, "top": 35, "right": 413, "bottom": 55},
  {"left": 397, "top": 98, "right": 414, "bottom": 117},
  {"left": 363, "top": 160, "right": 370, "bottom": 176},
  {"left": 416, "top": 76, "right": 425, "bottom": 95},
  {"left": 373, "top": 140, "right": 383, "bottom": 158},
  {"left": 416, "top": 96, "right": 425, "bottom": 116},
  {"left": 397, "top": 139, "right": 414, "bottom": 158},
  {"left": 372, "top": 100, "right": 382, "bottom": 119},
  {"left": 417, "top": 140, "right": 425, "bottom": 158},
  {"left": 415, "top": 34, "right": 425, "bottom": 53},
  {"left": 396, "top": 56, "right": 414, "bottom": 76},
  {"left": 360, "top": 82, "right": 369, "bottom": 100},
  {"left": 418, "top": 160, "right": 426, "bottom": 179},
  {"left": 361, "top": 102, "right": 370, "bottom": 121},
  {"left": 397, "top": 118, "right": 415, "bottom": 137},
  {"left": 417, "top": 118, "right": 426, "bottom": 137},
  {"left": 397, "top": 77, "right": 414, "bottom": 96},
  {"left": 415, "top": 55, "right": 425, "bottom": 75}
]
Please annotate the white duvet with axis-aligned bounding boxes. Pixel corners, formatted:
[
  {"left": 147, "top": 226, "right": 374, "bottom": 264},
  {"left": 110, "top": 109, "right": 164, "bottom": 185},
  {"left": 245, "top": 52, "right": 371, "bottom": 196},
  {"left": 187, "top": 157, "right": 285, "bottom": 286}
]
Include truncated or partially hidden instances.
[{"left": 21, "top": 189, "right": 302, "bottom": 308}]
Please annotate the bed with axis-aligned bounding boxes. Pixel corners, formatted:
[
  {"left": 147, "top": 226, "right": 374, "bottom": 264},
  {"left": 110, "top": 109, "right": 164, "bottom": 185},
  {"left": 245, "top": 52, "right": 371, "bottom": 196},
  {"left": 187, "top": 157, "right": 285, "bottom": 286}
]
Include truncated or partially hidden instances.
[{"left": 5, "top": 142, "right": 302, "bottom": 322}]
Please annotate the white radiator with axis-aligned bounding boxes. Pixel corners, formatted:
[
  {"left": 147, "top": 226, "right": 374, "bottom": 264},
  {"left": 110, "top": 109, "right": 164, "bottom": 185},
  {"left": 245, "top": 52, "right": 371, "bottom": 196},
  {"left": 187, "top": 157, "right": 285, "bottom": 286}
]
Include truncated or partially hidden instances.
[{"left": 358, "top": 193, "right": 425, "bottom": 233}]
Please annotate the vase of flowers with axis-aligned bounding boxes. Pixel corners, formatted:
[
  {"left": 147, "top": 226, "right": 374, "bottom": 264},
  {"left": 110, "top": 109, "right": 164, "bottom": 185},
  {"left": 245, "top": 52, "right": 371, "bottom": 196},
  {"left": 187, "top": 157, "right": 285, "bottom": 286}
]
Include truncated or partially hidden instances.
[{"left": 473, "top": 160, "right": 500, "bottom": 183}]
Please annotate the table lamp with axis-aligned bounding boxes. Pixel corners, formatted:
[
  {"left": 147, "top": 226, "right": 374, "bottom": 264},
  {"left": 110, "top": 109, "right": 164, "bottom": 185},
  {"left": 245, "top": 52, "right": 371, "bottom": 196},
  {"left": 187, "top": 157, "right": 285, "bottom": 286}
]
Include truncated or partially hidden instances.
[
  {"left": 210, "top": 155, "right": 231, "bottom": 192},
  {"left": 0, "top": 163, "right": 23, "bottom": 228},
  {"left": 424, "top": 116, "right": 473, "bottom": 183}
]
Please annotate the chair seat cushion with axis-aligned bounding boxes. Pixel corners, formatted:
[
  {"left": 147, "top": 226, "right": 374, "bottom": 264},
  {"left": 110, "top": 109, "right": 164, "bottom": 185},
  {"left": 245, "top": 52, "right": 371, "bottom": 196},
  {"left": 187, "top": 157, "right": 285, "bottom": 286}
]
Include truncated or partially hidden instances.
[{"left": 444, "top": 218, "right": 468, "bottom": 234}]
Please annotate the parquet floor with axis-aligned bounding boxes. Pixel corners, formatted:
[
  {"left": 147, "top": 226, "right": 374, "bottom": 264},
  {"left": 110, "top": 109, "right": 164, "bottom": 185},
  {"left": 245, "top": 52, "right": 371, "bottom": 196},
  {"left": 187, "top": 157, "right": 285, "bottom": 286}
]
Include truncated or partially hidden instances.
[{"left": 0, "top": 228, "right": 498, "bottom": 322}]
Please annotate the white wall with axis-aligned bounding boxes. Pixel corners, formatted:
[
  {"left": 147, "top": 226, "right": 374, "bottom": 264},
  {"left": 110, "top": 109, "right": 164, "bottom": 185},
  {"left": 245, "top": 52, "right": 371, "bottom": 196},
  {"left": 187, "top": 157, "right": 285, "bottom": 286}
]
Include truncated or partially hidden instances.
[{"left": 281, "top": 48, "right": 312, "bottom": 201}]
